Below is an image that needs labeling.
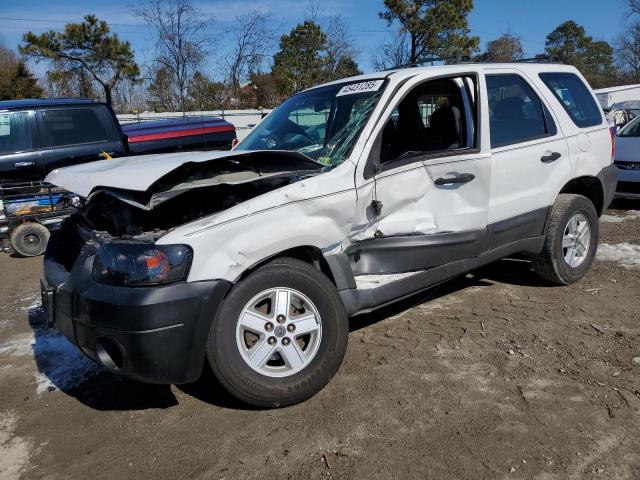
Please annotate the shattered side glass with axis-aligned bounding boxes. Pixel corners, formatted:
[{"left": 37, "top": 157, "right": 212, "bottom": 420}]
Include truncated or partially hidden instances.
[{"left": 237, "top": 80, "right": 386, "bottom": 168}]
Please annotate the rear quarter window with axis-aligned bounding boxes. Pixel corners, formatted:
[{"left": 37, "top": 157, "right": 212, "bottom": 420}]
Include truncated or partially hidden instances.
[
  {"left": 539, "top": 73, "right": 603, "bottom": 128},
  {"left": 40, "top": 106, "right": 118, "bottom": 148}
]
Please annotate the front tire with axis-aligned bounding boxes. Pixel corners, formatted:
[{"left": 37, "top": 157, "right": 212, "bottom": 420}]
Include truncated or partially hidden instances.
[
  {"left": 206, "top": 257, "right": 348, "bottom": 408},
  {"left": 533, "top": 194, "right": 599, "bottom": 285}
]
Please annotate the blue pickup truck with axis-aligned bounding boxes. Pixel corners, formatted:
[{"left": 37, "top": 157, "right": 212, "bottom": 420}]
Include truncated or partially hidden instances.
[{"left": 0, "top": 98, "right": 236, "bottom": 255}]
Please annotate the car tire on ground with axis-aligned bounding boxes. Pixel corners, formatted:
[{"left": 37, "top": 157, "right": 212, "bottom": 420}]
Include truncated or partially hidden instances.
[
  {"left": 206, "top": 257, "right": 348, "bottom": 408},
  {"left": 533, "top": 194, "right": 599, "bottom": 285},
  {"left": 10, "top": 222, "right": 50, "bottom": 257}
]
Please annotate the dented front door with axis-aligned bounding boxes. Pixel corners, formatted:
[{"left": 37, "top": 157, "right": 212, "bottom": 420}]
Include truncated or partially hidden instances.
[
  {"left": 348, "top": 151, "right": 491, "bottom": 275},
  {"left": 348, "top": 71, "right": 491, "bottom": 275}
]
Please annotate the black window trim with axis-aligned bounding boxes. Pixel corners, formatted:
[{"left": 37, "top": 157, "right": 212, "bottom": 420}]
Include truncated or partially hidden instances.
[
  {"left": 538, "top": 72, "right": 603, "bottom": 129},
  {"left": 487, "top": 73, "right": 559, "bottom": 150},
  {"left": 365, "top": 72, "right": 482, "bottom": 179},
  {"left": 37, "top": 106, "right": 112, "bottom": 149}
]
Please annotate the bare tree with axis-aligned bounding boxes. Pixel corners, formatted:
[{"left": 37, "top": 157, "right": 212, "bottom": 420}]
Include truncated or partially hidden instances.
[
  {"left": 476, "top": 33, "right": 524, "bottom": 62},
  {"left": 324, "top": 16, "right": 360, "bottom": 75},
  {"left": 617, "top": 22, "right": 640, "bottom": 83},
  {"left": 306, "top": 0, "right": 321, "bottom": 22},
  {"left": 135, "top": 0, "right": 214, "bottom": 113},
  {"left": 225, "top": 10, "right": 273, "bottom": 107},
  {"left": 371, "top": 31, "right": 411, "bottom": 70},
  {"left": 147, "top": 64, "right": 179, "bottom": 111},
  {"left": 629, "top": 0, "right": 640, "bottom": 15}
]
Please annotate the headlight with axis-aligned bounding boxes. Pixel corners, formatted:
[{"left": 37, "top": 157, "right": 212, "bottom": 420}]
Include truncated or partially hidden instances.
[{"left": 92, "top": 242, "right": 192, "bottom": 286}]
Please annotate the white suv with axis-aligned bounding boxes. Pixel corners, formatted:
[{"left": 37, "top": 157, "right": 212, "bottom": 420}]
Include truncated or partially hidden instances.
[{"left": 42, "top": 63, "right": 617, "bottom": 407}]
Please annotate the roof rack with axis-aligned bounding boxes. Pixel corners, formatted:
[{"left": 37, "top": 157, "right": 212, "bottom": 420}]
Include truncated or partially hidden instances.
[
  {"left": 387, "top": 54, "right": 562, "bottom": 70},
  {"left": 513, "top": 55, "right": 562, "bottom": 63},
  {"left": 389, "top": 55, "right": 470, "bottom": 70}
]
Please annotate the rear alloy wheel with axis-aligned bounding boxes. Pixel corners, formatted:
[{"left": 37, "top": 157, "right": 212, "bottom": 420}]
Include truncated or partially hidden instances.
[
  {"left": 533, "top": 194, "right": 598, "bottom": 285},
  {"left": 207, "top": 257, "right": 348, "bottom": 408},
  {"left": 562, "top": 213, "right": 591, "bottom": 268}
]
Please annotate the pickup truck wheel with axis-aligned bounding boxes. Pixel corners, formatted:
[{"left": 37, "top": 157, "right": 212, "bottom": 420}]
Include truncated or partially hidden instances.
[
  {"left": 10, "top": 222, "right": 50, "bottom": 257},
  {"left": 533, "top": 194, "right": 598, "bottom": 285},
  {"left": 206, "top": 257, "right": 348, "bottom": 408}
]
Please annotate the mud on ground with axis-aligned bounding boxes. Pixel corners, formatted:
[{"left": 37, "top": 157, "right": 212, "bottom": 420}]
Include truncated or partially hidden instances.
[{"left": 1, "top": 201, "right": 640, "bottom": 480}]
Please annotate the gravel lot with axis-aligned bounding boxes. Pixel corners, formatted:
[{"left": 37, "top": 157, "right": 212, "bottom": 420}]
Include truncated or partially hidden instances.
[{"left": 1, "top": 201, "right": 640, "bottom": 480}]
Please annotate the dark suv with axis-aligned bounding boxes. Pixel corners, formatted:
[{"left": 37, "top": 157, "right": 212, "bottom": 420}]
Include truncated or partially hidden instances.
[
  {"left": 0, "top": 98, "right": 237, "bottom": 182},
  {"left": 0, "top": 99, "right": 128, "bottom": 182}
]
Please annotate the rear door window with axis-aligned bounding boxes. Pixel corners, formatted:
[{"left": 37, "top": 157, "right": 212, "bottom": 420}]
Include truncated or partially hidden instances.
[
  {"left": 0, "top": 111, "right": 34, "bottom": 155},
  {"left": 40, "top": 107, "right": 109, "bottom": 147},
  {"left": 539, "top": 72, "right": 603, "bottom": 128},
  {"left": 487, "top": 74, "right": 557, "bottom": 148}
]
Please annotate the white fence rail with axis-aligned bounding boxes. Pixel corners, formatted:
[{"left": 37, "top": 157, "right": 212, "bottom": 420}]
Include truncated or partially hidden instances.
[{"left": 116, "top": 109, "right": 273, "bottom": 141}]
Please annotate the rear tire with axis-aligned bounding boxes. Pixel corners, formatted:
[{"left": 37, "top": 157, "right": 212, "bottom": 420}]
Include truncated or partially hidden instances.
[
  {"left": 206, "top": 257, "right": 348, "bottom": 408},
  {"left": 533, "top": 194, "right": 598, "bottom": 285},
  {"left": 10, "top": 222, "right": 50, "bottom": 257}
]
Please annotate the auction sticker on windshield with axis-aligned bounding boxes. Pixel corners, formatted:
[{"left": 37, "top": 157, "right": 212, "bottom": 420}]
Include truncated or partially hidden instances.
[{"left": 336, "top": 80, "right": 385, "bottom": 97}]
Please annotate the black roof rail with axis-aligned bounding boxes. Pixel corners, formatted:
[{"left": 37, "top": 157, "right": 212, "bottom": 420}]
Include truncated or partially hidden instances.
[
  {"left": 385, "top": 55, "right": 472, "bottom": 71},
  {"left": 513, "top": 55, "right": 562, "bottom": 63},
  {"left": 383, "top": 54, "right": 562, "bottom": 72}
]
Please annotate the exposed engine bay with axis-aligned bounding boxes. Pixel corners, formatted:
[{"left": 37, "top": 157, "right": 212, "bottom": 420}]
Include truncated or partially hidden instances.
[{"left": 53, "top": 151, "right": 323, "bottom": 265}]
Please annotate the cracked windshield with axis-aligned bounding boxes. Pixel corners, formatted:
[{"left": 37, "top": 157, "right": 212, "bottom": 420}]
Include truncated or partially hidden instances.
[{"left": 237, "top": 80, "right": 386, "bottom": 166}]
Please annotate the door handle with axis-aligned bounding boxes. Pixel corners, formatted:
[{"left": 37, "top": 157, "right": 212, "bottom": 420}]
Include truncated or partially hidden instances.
[
  {"left": 13, "top": 161, "right": 36, "bottom": 168},
  {"left": 434, "top": 173, "right": 475, "bottom": 186},
  {"left": 541, "top": 152, "right": 562, "bottom": 163}
]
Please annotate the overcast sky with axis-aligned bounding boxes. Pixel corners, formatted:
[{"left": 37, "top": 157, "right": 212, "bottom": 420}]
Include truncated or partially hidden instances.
[{"left": 0, "top": 0, "right": 632, "bottom": 77}]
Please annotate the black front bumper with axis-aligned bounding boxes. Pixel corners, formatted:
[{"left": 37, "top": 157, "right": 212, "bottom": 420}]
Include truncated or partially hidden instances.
[{"left": 42, "top": 233, "right": 231, "bottom": 384}]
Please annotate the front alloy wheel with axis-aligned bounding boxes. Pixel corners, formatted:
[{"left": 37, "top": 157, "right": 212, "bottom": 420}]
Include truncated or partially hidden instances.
[
  {"left": 236, "top": 288, "right": 322, "bottom": 377},
  {"left": 207, "top": 257, "right": 348, "bottom": 408}
]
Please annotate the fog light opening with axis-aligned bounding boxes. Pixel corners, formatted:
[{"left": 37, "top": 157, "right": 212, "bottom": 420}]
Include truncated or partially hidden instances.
[{"left": 95, "top": 338, "right": 124, "bottom": 370}]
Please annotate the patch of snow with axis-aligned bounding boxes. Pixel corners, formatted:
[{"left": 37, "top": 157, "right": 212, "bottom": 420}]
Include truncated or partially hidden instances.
[
  {"left": 0, "top": 411, "right": 31, "bottom": 480},
  {"left": 7, "top": 301, "right": 103, "bottom": 395},
  {"left": 355, "top": 271, "right": 422, "bottom": 289},
  {"left": 600, "top": 214, "right": 624, "bottom": 223},
  {"left": 596, "top": 243, "right": 640, "bottom": 270},
  {"left": 601, "top": 211, "right": 640, "bottom": 223},
  {"left": 32, "top": 328, "right": 103, "bottom": 395},
  {"left": 0, "top": 335, "right": 34, "bottom": 357},
  {"left": 624, "top": 210, "right": 640, "bottom": 220},
  {"left": 19, "top": 294, "right": 39, "bottom": 303}
]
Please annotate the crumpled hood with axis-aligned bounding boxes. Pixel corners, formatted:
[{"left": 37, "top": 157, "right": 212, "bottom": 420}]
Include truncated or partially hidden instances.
[{"left": 45, "top": 149, "right": 320, "bottom": 198}]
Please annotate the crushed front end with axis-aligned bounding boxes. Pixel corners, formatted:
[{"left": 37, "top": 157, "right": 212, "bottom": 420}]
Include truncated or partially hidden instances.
[{"left": 42, "top": 221, "right": 231, "bottom": 384}]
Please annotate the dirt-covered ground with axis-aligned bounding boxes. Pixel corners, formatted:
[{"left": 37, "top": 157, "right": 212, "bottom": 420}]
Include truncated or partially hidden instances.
[{"left": 1, "top": 201, "right": 640, "bottom": 480}]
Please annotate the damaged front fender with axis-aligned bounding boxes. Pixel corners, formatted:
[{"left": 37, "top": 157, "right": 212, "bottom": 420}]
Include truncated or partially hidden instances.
[{"left": 47, "top": 149, "right": 359, "bottom": 283}]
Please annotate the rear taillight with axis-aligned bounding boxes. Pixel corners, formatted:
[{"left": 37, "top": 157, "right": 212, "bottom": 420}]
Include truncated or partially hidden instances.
[
  {"left": 231, "top": 138, "right": 239, "bottom": 150},
  {"left": 610, "top": 127, "right": 616, "bottom": 163}
]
